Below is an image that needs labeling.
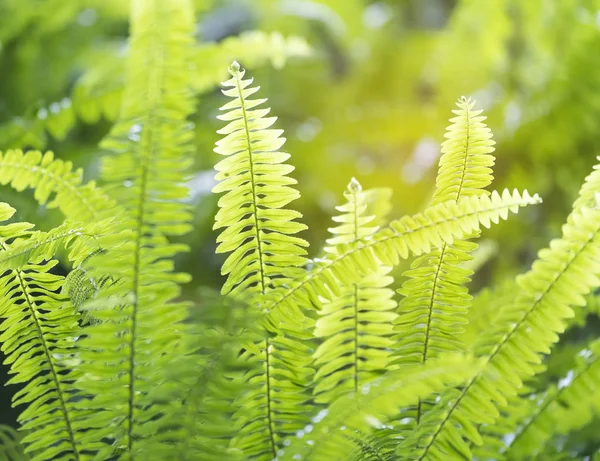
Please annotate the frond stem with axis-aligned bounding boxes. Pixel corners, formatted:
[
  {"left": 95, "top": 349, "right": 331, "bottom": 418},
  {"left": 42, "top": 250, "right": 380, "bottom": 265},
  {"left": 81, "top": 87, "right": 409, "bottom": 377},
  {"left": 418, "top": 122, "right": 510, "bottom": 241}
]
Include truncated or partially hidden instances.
[{"left": 233, "top": 70, "right": 267, "bottom": 294}]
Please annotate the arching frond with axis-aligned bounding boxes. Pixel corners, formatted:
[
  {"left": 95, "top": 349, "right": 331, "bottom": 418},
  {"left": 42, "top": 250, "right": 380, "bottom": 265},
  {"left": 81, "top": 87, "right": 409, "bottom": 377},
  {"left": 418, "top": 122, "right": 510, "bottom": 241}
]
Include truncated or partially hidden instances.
[
  {"left": 0, "top": 149, "right": 117, "bottom": 223},
  {"left": 313, "top": 178, "right": 396, "bottom": 404},
  {"left": 406, "top": 161, "right": 600, "bottom": 461},
  {"left": 279, "top": 355, "right": 480, "bottom": 461},
  {"left": 572, "top": 155, "right": 600, "bottom": 210},
  {"left": 265, "top": 189, "right": 541, "bottom": 329},
  {"left": 70, "top": 0, "right": 197, "bottom": 457}
]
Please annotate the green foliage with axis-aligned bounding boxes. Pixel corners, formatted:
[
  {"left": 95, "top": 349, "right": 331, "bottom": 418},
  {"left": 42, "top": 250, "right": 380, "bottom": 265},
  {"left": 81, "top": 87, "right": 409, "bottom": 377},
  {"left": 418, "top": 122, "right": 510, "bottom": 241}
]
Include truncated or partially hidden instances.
[
  {"left": 0, "top": 1, "right": 599, "bottom": 461},
  {"left": 313, "top": 178, "right": 396, "bottom": 404}
]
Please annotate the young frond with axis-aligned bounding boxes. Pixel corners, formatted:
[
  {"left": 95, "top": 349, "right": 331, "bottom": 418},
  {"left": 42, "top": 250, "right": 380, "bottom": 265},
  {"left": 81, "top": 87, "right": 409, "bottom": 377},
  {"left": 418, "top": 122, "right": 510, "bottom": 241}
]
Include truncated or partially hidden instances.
[
  {"left": 388, "top": 96, "right": 495, "bottom": 432},
  {"left": 313, "top": 178, "right": 396, "bottom": 404},
  {"left": 213, "top": 61, "right": 308, "bottom": 298},
  {"left": 407, "top": 161, "right": 600, "bottom": 460},
  {"left": 0, "top": 149, "right": 117, "bottom": 223},
  {"left": 265, "top": 189, "right": 541, "bottom": 329},
  {"left": 279, "top": 355, "right": 480, "bottom": 461}
]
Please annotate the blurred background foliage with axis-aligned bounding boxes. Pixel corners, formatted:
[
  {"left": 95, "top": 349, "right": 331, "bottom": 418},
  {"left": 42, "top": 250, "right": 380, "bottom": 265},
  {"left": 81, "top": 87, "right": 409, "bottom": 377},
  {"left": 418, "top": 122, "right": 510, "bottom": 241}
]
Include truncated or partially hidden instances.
[{"left": 2, "top": 0, "right": 600, "bottom": 451}]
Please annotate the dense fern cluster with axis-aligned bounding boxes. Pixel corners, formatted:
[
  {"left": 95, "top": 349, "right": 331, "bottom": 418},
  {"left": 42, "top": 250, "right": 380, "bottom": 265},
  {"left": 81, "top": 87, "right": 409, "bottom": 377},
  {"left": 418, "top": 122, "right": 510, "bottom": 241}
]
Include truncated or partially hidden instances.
[{"left": 0, "top": 1, "right": 599, "bottom": 461}]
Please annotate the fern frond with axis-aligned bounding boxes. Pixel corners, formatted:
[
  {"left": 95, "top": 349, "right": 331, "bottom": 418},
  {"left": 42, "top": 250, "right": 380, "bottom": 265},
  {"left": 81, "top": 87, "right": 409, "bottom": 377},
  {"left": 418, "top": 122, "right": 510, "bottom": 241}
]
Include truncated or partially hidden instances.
[
  {"left": 431, "top": 96, "right": 495, "bottom": 204},
  {"left": 213, "top": 60, "right": 308, "bottom": 298},
  {"left": 0, "top": 425, "right": 29, "bottom": 461},
  {"left": 0, "top": 204, "right": 83, "bottom": 461},
  {"left": 71, "top": 0, "right": 197, "bottom": 457},
  {"left": 71, "top": 31, "right": 310, "bottom": 124},
  {"left": 212, "top": 63, "right": 314, "bottom": 461},
  {"left": 265, "top": 189, "right": 541, "bottom": 329},
  {"left": 313, "top": 178, "right": 396, "bottom": 403},
  {"left": 388, "top": 97, "right": 495, "bottom": 432},
  {"left": 501, "top": 338, "right": 600, "bottom": 460},
  {"left": 279, "top": 355, "right": 480, "bottom": 461},
  {"left": 406, "top": 162, "right": 600, "bottom": 460},
  {"left": 0, "top": 149, "right": 117, "bottom": 223}
]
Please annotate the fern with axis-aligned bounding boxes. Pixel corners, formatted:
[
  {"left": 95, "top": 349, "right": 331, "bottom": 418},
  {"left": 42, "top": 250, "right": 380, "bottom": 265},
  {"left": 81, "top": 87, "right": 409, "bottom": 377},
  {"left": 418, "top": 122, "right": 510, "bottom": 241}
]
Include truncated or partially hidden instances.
[
  {"left": 161, "top": 289, "right": 261, "bottom": 461},
  {"left": 66, "top": 0, "right": 197, "bottom": 457},
  {"left": 463, "top": 279, "right": 516, "bottom": 349},
  {"left": 389, "top": 97, "right": 495, "bottom": 432},
  {"left": 313, "top": 178, "right": 396, "bottom": 404},
  {"left": 213, "top": 61, "right": 313, "bottom": 461},
  {"left": 213, "top": 60, "right": 308, "bottom": 298},
  {"left": 405, "top": 159, "right": 600, "bottom": 460}
]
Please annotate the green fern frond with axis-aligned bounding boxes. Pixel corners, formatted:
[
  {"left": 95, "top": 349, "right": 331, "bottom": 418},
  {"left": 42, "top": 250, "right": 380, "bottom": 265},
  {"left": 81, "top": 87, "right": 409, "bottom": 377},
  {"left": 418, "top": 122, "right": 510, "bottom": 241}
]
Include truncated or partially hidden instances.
[
  {"left": 389, "top": 98, "right": 495, "bottom": 430},
  {"left": 501, "top": 338, "right": 600, "bottom": 460},
  {"left": 431, "top": 96, "right": 495, "bottom": 204},
  {"left": 265, "top": 189, "right": 541, "bottom": 328},
  {"left": 213, "top": 60, "right": 308, "bottom": 298},
  {"left": 0, "top": 149, "right": 117, "bottom": 223},
  {"left": 313, "top": 178, "right": 396, "bottom": 404},
  {"left": 406, "top": 161, "right": 600, "bottom": 460},
  {"left": 70, "top": 30, "right": 310, "bottom": 124},
  {"left": 0, "top": 425, "right": 30, "bottom": 461},
  {"left": 279, "top": 355, "right": 480, "bottom": 461},
  {"left": 212, "top": 63, "right": 314, "bottom": 461},
  {"left": 70, "top": 0, "right": 197, "bottom": 457},
  {"left": 0, "top": 204, "right": 83, "bottom": 461}
]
